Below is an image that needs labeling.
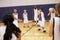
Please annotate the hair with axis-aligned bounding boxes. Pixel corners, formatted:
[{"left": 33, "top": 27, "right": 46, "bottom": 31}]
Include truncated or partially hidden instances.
[
  {"left": 39, "top": 8, "right": 43, "bottom": 11},
  {"left": 49, "top": 8, "right": 54, "bottom": 11},
  {"left": 13, "top": 7, "right": 17, "bottom": 11},
  {"left": 14, "top": 7, "right": 17, "bottom": 9},
  {"left": 3, "top": 14, "right": 21, "bottom": 40},
  {"left": 34, "top": 5, "right": 37, "bottom": 9},
  {"left": 55, "top": 2, "right": 60, "bottom": 14},
  {"left": 49, "top": 7, "right": 55, "bottom": 13}
]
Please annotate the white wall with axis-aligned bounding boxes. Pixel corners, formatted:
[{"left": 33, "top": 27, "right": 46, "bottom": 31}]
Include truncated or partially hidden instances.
[{"left": 0, "top": 0, "right": 60, "bottom": 7}]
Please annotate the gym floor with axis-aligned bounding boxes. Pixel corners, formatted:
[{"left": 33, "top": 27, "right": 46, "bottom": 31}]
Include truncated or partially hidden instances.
[
  {"left": 0, "top": 21, "right": 52, "bottom": 40},
  {"left": 18, "top": 20, "right": 52, "bottom": 40}
]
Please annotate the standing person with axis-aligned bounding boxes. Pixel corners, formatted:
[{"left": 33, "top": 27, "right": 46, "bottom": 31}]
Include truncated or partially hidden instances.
[
  {"left": 23, "top": 9, "right": 29, "bottom": 28},
  {"left": 13, "top": 8, "right": 21, "bottom": 27},
  {"left": 33, "top": 6, "right": 38, "bottom": 24},
  {"left": 49, "top": 3, "right": 60, "bottom": 40},
  {"left": 48, "top": 8, "right": 55, "bottom": 22},
  {"left": 0, "top": 14, "right": 21, "bottom": 40},
  {"left": 37, "top": 8, "right": 46, "bottom": 32}
]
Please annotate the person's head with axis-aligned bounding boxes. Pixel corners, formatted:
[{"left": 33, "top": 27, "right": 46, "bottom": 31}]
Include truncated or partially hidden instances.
[
  {"left": 34, "top": 5, "right": 37, "bottom": 9},
  {"left": 23, "top": 9, "right": 27, "bottom": 13},
  {"left": 49, "top": 8, "right": 55, "bottom": 13},
  {"left": 39, "top": 8, "right": 43, "bottom": 12},
  {"left": 13, "top": 8, "right": 17, "bottom": 13},
  {"left": 3, "top": 14, "right": 14, "bottom": 25},
  {"left": 55, "top": 2, "right": 60, "bottom": 15}
]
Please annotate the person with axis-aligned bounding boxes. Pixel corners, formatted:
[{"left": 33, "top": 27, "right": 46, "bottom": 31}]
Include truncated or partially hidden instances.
[
  {"left": 13, "top": 8, "right": 22, "bottom": 27},
  {"left": 37, "top": 8, "right": 46, "bottom": 32},
  {"left": 32, "top": 6, "right": 39, "bottom": 26},
  {"left": 23, "top": 9, "right": 29, "bottom": 28},
  {"left": 0, "top": 14, "right": 21, "bottom": 40},
  {"left": 49, "top": 3, "right": 60, "bottom": 40},
  {"left": 48, "top": 8, "right": 55, "bottom": 22},
  {"left": 33, "top": 6, "right": 38, "bottom": 24}
]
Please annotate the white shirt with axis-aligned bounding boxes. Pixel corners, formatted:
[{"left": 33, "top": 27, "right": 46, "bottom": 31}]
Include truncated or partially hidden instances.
[
  {"left": 54, "top": 17, "right": 60, "bottom": 40},
  {"left": 34, "top": 8, "right": 38, "bottom": 21},
  {"left": 23, "top": 13, "right": 27, "bottom": 19},
  {"left": 38, "top": 12, "right": 45, "bottom": 27},
  {"left": 41, "top": 12, "right": 45, "bottom": 21},
  {"left": 13, "top": 13, "right": 18, "bottom": 27},
  {"left": 0, "top": 25, "right": 17, "bottom": 40},
  {"left": 51, "top": 13, "right": 55, "bottom": 20},
  {"left": 34, "top": 9, "right": 38, "bottom": 17},
  {"left": 23, "top": 13, "right": 28, "bottom": 23}
]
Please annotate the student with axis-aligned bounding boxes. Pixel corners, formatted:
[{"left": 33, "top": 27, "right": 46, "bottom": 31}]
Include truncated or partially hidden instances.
[
  {"left": 48, "top": 8, "right": 55, "bottom": 22},
  {"left": 0, "top": 14, "right": 21, "bottom": 40},
  {"left": 13, "top": 8, "right": 22, "bottom": 27},
  {"left": 32, "top": 6, "right": 38, "bottom": 24},
  {"left": 49, "top": 3, "right": 60, "bottom": 40},
  {"left": 37, "top": 8, "right": 46, "bottom": 32},
  {"left": 23, "top": 9, "right": 29, "bottom": 28}
]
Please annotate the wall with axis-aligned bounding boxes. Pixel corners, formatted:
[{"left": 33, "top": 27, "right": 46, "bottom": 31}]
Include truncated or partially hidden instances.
[
  {"left": 0, "top": 0, "right": 60, "bottom": 7},
  {"left": 0, "top": 0, "right": 60, "bottom": 21}
]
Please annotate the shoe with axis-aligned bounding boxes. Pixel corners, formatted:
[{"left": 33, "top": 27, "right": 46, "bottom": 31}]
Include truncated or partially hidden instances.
[
  {"left": 43, "top": 30, "right": 46, "bottom": 33},
  {"left": 38, "top": 28, "right": 41, "bottom": 31},
  {"left": 27, "top": 26, "right": 29, "bottom": 28}
]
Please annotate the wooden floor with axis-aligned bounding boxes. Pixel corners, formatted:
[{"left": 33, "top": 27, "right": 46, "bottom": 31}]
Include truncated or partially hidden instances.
[
  {"left": 0, "top": 21, "right": 52, "bottom": 40},
  {"left": 18, "top": 21, "right": 52, "bottom": 40}
]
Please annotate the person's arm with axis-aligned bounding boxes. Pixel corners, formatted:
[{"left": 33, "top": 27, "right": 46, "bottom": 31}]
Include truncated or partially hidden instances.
[
  {"left": 48, "top": 12, "right": 51, "bottom": 16},
  {"left": 13, "top": 15, "right": 18, "bottom": 20},
  {"left": 17, "top": 32, "right": 21, "bottom": 40},
  {"left": 49, "top": 20, "right": 53, "bottom": 37},
  {"left": 13, "top": 15, "right": 22, "bottom": 22},
  {"left": 59, "top": 24, "right": 60, "bottom": 32},
  {"left": 37, "top": 10, "right": 41, "bottom": 16},
  {"left": 22, "top": 13, "right": 24, "bottom": 19}
]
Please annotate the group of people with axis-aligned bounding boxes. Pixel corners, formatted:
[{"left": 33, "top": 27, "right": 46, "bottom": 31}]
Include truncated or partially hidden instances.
[
  {"left": 0, "top": 2, "right": 60, "bottom": 40},
  {"left": 13, "top": 6, "right": 55, "bottom": 28},
  {"left": 30, "top": 6, "right": 56, "bottom": 33}
]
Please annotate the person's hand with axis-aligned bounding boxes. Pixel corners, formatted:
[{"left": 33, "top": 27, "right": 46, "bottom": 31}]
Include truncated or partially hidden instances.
[
  {"left": 17, "top": 33, "right": 21, "bottom": 40},
  {"left": 48, "top": 13, "right": 50, "bottom": 16},
  {"left": 18, "top": 19, "right": 22, "bottom": 22},
  {"left": 48, "top": 14, "right": 49, "bottom": 16}
]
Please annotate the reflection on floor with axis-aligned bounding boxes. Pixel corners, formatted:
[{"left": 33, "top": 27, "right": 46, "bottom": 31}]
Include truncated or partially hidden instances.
[{"left": 18, "top": 21, "right": 52, "bottom": 40}]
